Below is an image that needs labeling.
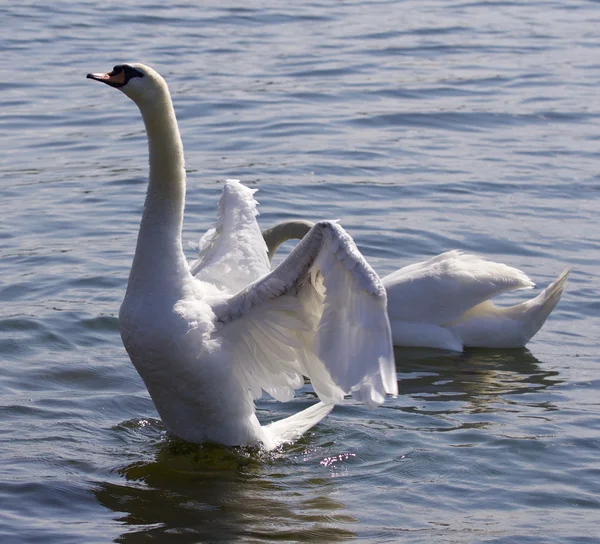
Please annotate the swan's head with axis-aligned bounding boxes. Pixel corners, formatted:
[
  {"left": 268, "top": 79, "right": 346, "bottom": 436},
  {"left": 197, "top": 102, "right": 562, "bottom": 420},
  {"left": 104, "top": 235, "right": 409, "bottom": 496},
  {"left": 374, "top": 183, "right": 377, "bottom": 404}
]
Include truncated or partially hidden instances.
[{"left": 86, "top": 63, "right": 167, "bottom": 104}]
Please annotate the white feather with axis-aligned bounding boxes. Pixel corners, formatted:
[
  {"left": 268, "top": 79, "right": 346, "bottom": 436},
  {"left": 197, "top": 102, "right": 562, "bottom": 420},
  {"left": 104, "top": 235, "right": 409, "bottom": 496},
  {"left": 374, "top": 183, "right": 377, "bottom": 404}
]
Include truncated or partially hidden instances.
[{"left": 190, "top": 180, "right": 271, "bottom": 293}]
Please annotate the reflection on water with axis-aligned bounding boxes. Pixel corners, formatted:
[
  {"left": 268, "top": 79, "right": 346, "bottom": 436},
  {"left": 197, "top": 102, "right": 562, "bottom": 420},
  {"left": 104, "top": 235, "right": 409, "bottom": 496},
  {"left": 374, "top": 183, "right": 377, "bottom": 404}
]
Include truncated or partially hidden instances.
[
  {"left": 95, "top": 436, "right": 355, "bottom": 542},
  {"left": 396, "top": 346, "right": 561, "bottom": 402},
  {"left": 95, "top": 348, "right": 563, "bottom": 542},
  {"left": 394, "top": 347, "right": 563, "bottom": 437}
]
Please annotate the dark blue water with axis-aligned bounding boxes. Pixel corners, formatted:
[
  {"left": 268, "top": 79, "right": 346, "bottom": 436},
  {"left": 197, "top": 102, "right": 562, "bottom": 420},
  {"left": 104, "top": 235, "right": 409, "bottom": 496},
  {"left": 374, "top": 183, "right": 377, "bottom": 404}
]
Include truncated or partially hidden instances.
[{"left": 1, "top": 1, "right": 599, "bottom": 542}]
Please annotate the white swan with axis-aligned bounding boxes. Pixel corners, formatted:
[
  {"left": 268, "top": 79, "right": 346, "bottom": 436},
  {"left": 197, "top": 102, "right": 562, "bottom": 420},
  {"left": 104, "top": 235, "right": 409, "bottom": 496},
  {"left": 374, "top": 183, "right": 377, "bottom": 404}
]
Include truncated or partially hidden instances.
[
  {"left": 87, "top": 64, "right": 396, "bottom": 450},
  {"left": 263, "top": 220, "right": 570, "bottom": 352}
]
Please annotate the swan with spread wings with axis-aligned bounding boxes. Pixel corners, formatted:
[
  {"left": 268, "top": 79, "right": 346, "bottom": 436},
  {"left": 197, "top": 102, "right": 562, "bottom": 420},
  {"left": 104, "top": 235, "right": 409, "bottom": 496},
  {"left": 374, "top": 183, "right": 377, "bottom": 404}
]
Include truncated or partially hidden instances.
[{"left": 87, "top": 63, "right": 396, "bottom": 450}]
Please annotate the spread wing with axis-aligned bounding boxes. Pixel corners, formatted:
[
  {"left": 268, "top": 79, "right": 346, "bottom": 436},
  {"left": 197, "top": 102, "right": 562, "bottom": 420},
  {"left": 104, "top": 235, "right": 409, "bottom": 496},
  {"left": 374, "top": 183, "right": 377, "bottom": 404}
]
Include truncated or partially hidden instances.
[
  {"left": 384, "top": 250, "right": 534, "bottom": 325},
  {"left": 190, "top": 180, "right": 271, "bottom": 293},
  {"left": 212, "top": 221, "right": 397, "bottom": 408}
]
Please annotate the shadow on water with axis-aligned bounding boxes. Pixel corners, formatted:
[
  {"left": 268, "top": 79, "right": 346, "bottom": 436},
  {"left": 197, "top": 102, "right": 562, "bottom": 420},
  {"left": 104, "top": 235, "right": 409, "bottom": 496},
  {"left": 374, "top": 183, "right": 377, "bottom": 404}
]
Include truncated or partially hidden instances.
[{"left": 94, "top": 437, "right": 355, "bottom": 543}]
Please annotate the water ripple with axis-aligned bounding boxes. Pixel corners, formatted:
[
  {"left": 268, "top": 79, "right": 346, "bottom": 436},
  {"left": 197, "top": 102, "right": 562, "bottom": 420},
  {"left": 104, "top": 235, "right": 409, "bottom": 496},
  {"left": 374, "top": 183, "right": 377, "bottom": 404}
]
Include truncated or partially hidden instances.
[{"left": 1, "top": 0, "right": 599, "bottom": 542}]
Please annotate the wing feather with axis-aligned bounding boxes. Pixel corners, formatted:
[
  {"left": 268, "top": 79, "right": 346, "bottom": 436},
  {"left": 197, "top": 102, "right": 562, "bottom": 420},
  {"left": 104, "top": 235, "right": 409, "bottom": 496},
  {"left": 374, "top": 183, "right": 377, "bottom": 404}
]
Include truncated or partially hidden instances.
[
  {"left": 190, "top": 180, "right": 271, "bottom": 293},
  {"left": 214, "top": 221, "right": 396, "bottom": 408}
]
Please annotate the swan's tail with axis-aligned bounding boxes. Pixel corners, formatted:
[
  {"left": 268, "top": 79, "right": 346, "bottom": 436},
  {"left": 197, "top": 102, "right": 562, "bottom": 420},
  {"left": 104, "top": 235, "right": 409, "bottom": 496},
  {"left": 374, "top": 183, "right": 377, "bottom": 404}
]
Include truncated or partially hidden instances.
[
  {"left": 261, "top": 401, "right": 334, "bottom": 451},
  {"left": 508, "top": 267, "right": 570, "bottom": 343}
]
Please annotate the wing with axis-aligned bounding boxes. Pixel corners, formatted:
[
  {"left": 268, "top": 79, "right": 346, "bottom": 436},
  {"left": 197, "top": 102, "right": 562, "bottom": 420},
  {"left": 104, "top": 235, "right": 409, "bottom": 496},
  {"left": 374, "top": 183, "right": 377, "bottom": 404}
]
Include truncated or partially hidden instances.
[
  {"left": 384, "top": 250, "right": 534, "bottom": 325},
  {"left": 190, "top": 180, "right": 271, "bottom": 293},
  {"left": 212, "top": 221, "right": 397, "bottom": 408}
]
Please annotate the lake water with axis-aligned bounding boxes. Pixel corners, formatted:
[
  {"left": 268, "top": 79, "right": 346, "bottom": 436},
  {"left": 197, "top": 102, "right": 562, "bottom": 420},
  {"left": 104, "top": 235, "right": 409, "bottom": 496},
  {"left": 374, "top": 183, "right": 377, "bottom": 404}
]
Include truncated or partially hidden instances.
[{"left": 1, "top": 0, "right": 599, "bottom": 542}]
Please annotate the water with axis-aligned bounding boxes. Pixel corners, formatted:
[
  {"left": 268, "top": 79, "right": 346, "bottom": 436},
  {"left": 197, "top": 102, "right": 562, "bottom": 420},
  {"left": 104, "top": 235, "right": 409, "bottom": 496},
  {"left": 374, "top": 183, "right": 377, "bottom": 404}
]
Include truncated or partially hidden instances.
[{"left": 1, "top": 0, "right": 599, "bottom": 542}]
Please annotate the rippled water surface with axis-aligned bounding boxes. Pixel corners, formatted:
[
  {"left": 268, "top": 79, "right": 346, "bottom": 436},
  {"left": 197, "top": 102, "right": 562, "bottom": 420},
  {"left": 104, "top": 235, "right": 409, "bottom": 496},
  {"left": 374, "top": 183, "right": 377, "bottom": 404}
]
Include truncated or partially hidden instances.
[{"left": 1, "top": 1, "right": 599, "bottom": 542}]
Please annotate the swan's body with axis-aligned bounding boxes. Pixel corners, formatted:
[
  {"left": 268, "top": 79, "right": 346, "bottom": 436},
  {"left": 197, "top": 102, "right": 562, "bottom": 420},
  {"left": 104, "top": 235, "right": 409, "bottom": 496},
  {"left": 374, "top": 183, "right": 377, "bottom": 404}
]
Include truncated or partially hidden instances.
[
  {"left": 88, "top": 64, "right": 396, "bottom": 449},
  {"left": 263, "top": 221, "right": 569, "bottom": 352}
]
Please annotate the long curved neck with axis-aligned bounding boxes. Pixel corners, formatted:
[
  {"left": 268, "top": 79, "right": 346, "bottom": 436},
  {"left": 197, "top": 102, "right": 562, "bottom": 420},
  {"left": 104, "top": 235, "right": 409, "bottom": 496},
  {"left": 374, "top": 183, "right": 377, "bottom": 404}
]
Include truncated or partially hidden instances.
[
  {"left": 262, "top": 220, "right": 314, "bottom": 262},
  {"left": 128, "top": 90, "right": 190, "bottom": 291},
  {"left": 141, "top": 94, "right": 185, "bottom": 232}
]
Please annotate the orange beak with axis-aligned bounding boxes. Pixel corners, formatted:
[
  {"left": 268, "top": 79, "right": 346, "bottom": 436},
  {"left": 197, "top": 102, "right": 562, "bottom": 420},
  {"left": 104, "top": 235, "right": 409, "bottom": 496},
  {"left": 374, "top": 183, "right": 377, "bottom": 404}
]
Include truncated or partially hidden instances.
[{"left": 86, "top": 69, "right": 126, "bottom": 88}]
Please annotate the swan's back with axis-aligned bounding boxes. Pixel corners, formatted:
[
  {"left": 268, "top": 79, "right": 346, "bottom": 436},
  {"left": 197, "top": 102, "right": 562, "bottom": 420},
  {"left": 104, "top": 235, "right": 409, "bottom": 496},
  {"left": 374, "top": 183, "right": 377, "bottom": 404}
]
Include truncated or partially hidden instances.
[{"left": 384, "top": 250, "right": 533, "bottom": 325}]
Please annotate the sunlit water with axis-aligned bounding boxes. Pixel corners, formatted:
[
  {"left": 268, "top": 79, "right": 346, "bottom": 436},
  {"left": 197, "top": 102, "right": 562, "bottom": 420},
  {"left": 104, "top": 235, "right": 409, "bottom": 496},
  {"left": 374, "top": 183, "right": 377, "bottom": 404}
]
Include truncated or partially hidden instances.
[{"left": 1, "top": 1, "right": 599, "bottom": 542}]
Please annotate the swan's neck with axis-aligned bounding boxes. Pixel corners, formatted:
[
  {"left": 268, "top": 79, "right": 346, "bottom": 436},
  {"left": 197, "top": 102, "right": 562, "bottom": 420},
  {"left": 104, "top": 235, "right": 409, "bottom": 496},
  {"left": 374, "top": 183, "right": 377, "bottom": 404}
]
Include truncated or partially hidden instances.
[
  {"left": 262, "top": 220, "right": 314, "bottom": 262},
  {"left": 128, "top": 92, "right": 190, "bottom": 292}
]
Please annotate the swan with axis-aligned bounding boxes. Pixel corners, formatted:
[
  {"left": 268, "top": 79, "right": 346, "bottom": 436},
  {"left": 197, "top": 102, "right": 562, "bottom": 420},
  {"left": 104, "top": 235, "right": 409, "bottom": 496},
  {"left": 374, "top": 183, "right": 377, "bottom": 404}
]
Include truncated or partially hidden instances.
[
  {"left": 86, "top": 64, "right": 396, "bottom": 450},
  {"left": 263, "top": 220, "right": 570, "bottom": 352}
]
